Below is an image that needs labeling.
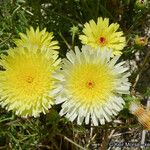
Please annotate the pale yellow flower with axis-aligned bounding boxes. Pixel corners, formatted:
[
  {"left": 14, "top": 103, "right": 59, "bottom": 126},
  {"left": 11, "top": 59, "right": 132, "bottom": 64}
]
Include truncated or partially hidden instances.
[
  {"left": 79, "top": 17, "right": 126, "bottom": 55},
  {"left": 15, "top": 27, "right": 59, "bottom": 51},
  {"left": 0, "top": 46, "right": 60, "bottom": 117},
  {"left": 53, "top": 46, "right": 131, "bottom": 126}
]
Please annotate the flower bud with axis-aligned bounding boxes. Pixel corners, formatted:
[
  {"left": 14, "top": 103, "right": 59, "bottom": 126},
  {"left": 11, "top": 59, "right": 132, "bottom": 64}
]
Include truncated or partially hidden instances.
[
  {"left": 135, "top": 0, "right": 148, "bottom": 9},
  {"left": 134, "top": 35, "right": 148, "bottom": 46},
  {"left": 69, "top": 25, "right": 79, "bottom": 36},
  {"left": 130, "top": 103, "right": 150, "bottom": 130}
]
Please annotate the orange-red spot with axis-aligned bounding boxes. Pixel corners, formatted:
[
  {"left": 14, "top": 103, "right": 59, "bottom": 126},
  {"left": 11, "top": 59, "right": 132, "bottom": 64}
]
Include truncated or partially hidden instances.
[
  {"left": 86, "top": 80, "right": 95, "bottom": 89},
  {"left": 99, "top": 37, "right": 106, "bottom": 44},
  {"left": 140, "top": 37, "right": 145, "bottom": 43},
  {"left": 26, "top": 76, "right": 34, "bottom": 83}
]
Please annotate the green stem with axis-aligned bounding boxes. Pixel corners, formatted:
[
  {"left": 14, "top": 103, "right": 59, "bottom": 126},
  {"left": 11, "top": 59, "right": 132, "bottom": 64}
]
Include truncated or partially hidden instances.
[
  {"left": 100, "top": 129, "right": 111, "bottom": 150},
  {"left": 131, "top": 49, "right": 150, "bottom": 94},
  {"left": 0, "top": 34, "right": 12, "bottom": 47},
  {"left": 64, "top": 136, "right": 86, "bottom": 150},
  {"left": 71, "top": 34, "right": 75, "bottom": 51},
  {"left": 0, "top": 114, "right": 15, "bottom": 123},
  {"left": 59, "top": 32, "right": 72, "bottom": 50}
]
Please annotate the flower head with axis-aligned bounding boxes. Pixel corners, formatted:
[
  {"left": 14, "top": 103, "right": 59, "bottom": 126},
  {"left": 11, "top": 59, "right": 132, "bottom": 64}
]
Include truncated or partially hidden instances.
[
  {"left": 0, "top": 46, "right": 60, "bottom": 117},
  {"left": 79, "top": 17, "right": 126, "bottom": 55},
  {"left": 54, "top": 46, "right": 131, "bottom": 125},
  {"left": 15, "top": 27, "right": 59, "bottom": 51}
]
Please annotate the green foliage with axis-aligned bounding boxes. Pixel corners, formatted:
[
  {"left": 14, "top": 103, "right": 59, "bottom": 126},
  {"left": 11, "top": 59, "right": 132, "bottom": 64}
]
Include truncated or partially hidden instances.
[{"left": 0, "top": 0, "right": 150, "bottom": 149}]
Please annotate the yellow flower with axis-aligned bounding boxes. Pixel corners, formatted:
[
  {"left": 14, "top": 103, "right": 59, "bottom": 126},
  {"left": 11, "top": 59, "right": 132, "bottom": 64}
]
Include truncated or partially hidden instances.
[
  {"left": 0, "top": 46, "right": 60, "bottom": 117},
  {"left": 79, "top": 17, "right": 126, "bottom": 55},
  {"left": 15, "top": 27, "right": 59, "bottom": 51},
  {"left": 134, "top": 35, "right": 148, "bottom": 46},
  {"left": 130, "top": 103, "right": 150, "bottom": 130},
  {"left": 53, "top": 46, "right": 131, "bottom": 125}
]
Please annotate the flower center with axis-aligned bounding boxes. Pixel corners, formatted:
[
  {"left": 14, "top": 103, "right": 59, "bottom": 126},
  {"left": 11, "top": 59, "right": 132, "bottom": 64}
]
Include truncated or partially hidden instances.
[
  {"left": 99, "top": 37, "right": 106, "bottom": 45},
  {"left": 26, "top": 76, "right": 34, "bottom": 83},
  {"left": 68, "top": 64, "right": 115, "bottom": 102},
  {"left": 86, "top": 80, "right": 95, "bottom": 89}
]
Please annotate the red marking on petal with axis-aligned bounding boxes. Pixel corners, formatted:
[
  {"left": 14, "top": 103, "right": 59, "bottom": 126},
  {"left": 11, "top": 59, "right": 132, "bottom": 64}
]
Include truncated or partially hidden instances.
[{"left": 99, "top": 37, "right": 106, "bottom": 44}]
